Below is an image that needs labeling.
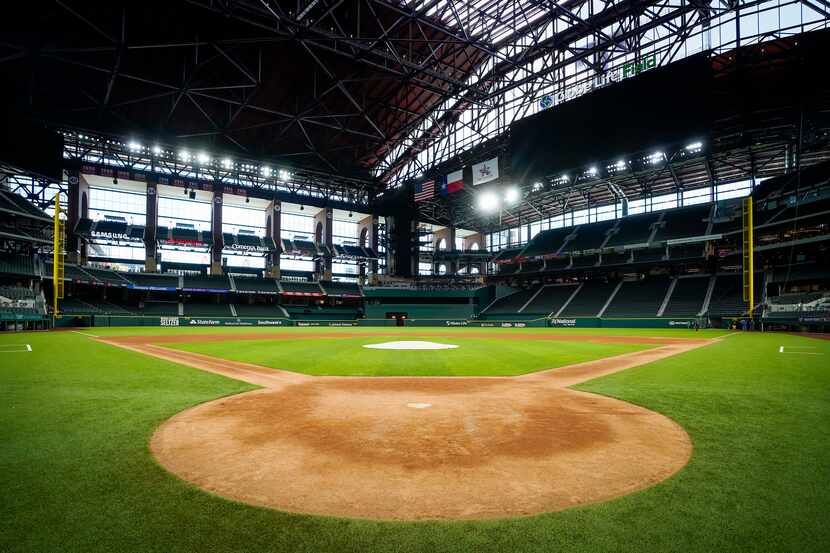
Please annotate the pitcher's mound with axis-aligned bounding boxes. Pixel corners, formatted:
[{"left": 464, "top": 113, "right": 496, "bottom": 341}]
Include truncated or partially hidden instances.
[{"left": 363, "top": 340, "right": 459, "bottom": 350}]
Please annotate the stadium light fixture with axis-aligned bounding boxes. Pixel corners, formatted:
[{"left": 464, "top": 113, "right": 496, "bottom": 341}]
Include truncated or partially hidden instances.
[
  {"left": 221, "top": 158, "right": 233, "bottom": 169},
  {"left": 477, "top": 191, "right": 500, "bottom": 213},
  {"left": 279, "top": 169, "right": 291, "bottom": 181},
  {"left": 152, "top": 145, "right": 162, "bottom": 155},
  {"left": 196, "top": 152, "right": 210, "bottom": 164},
  {"left": 179, "top": 149, "right": 191, "bottom": 162},
  {"left": 646, "top": 151, "right": 664, "bottom": 164},
  {"left": 128, "top": 141, "right": 142, "bottom": 152},
  {"left": 532, "top": 181, "right": 544, "bottom": 192},
  {"left": 504, "top": 187, "right": 520, "bottom": 205},
  {"left": 261, "top": 165, "right": 271, "bottom": 177},
  {"left": 586, "top": 166, "right": 598, "bottom": 177},
  {"left": 685, "top": 141, "right": 703, "bottom": 152}
]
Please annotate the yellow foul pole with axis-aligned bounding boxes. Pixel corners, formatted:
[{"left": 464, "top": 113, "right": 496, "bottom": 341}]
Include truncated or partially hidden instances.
[
  {"left": 52, "top": 193, "right": 65, "bottom": 319},
  {"left": 741, "top": 196, "right": 754, "bottom": 317}
]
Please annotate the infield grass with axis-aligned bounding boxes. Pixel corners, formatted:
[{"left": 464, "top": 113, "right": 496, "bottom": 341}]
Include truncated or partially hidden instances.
[
  {"left": 164, "top": 335, "right": 655, "bottom": 376},
  {"left": 1, "top": 328, "right": 828, "bottom": 553}
]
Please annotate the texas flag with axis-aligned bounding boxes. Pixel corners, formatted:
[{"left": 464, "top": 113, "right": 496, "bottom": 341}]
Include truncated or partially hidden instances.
[{"left": 439, "top": 170, "right": 464, "bottom": 196}]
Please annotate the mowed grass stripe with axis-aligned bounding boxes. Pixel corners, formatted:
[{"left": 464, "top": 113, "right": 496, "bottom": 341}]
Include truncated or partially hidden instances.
[
  {"left": 163, "top": 336, "right": 656, "bottom": 376},
  {"left": 1, "top": 329, "right": 828, "bottom": 553}
]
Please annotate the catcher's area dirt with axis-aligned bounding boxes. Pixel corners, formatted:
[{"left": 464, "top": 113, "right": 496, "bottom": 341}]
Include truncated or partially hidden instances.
[{"left": 101, "top": 333, "right": 715, "bottom": 520}]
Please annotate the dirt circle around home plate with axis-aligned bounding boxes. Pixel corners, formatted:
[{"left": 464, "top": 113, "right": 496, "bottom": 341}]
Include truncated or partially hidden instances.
[{"left": 150, "top": 365, "right": 695, "bottom": 520}]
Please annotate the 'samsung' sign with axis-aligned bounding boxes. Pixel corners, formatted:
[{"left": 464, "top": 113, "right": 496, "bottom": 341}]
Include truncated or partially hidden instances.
[{"left": 538, "top": 54, "right": 657, "bottom": 111}]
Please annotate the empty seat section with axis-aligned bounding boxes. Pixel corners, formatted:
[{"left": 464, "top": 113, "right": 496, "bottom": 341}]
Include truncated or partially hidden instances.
[
  {"left": 518, "top": 260, "right": 544, "bottom": 274},
  {"left": 182, "top": 274, "right": 230, "bottom": 290},
  {"left": 559, "top": 280, "right": 618, "bottom": 317},
  {"left": 291, "top": 239, "right": 317, "bottom": 254},
  {"left": 484, "top": 287, "right": 541, "bottom": 315},
  {"left": 668, "top": 244, "right": 705, "bottom": 260},
  {"left": 83, "top": 267, "right": 132, "bottom": 286},
  {"left": 522, "top": 285, "right": 579, "bottom": 315},
  {"left": 182, "top": 302, "right": 232, "bottom": 316},
  {"left": 710, "top": 202, "right": 742, "bottom": 234},
  {"left": 563, "top": 221, "right": 616, "bottom": 252},
  {"left": 756, "top": 197, "right": 830, "bottom": 225},
  {"left": 234, "top": 277, "right": 279, "bottom": 293},
  {"left": 633, "top": 248, "right": 665, "bottom": 263},
  {"left": 601, "top": 251, "right": 631, "bottom": 266},
  {"left": 491, "top": 247, "right": 523, "bottom": 263},
  {"left": 321, "top": 281, "right": 362, "bottom": 296},
  {"left": 0, "top": 254, "right": 37, "bottom": 276},
  {"left": 142, "top": 301, "right": 179, "bottom": 315},
  {"left": 0, "top": 286, "right": 44, "bottom": 316},
  {"left": 706, "top": 273, "right": 761, "bottom": 317},
  {"left": 54, "top": 297, "right": 100, "bottom": 314},
  {"left": 662, "top": 277, "right": 710, "bottom": 317},
  {"left": 706, "top": 274, "right": 744, "bottom": 317},
  {"left": 522, "top": 228, "right": 570, "bottom": 257},
  {"left": 234, "top": 303, "right": 286, "bottom": 317},
  {"left": 126, "top": 272, "right": 179, "bottom": 289},
  {"left": 545, "top": 256, "right": 571, "bottom": 271},
  {"left": 571, "top": 254, "right": 599, "bottom": 268},
  {"left": 280, "top": 280, "right": 323, "bottom": 294},
  {"left": 605, "top": 212, "right": 661, "bottom": 247},
  {"left": 653, "top": 204, "right": 711, "bottom": 241},
  {"left": 60, "top": 264, "right": 95, "bottom": 283},
  {"left": 604, "top": 277, "right": 671, "bottom": 317}
]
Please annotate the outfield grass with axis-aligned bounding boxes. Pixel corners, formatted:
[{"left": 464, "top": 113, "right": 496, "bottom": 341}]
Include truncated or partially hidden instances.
[
  {"left": 165, "top": 335, "right": 654, "bottom": 376},
  {"left": 1, "top": 328, "right": 828, "bottom": 552}
]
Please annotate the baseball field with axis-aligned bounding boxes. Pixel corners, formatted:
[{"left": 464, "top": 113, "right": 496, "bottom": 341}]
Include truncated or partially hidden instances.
[{"left": 2, "top": 327, "right": 829, "bottom": 552}]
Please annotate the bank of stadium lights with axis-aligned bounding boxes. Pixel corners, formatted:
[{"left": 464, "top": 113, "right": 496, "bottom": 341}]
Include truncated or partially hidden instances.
[
  {"left": 477, "top": 191, "right": 500, "bottom": 213},
  {"left": 645, "top": 151, "right": 665, "bottom": 164},
  {"left": 586, "top": 166, "right": 598, "bottom": 177},
  {"left": 128, "top": 141, "right": 142, "bottom": 152},
  {"left": 261, "top": 165, "right": 271, "bottom": 177},
  {"left": 607, "top": 160, "right": 627, "bottom": 174},
  {"left": 179, "top": 149, "right": 191, "bottom": 162},
  {"left": 152, "top": 145, "right": 162, "bottom": 155},
  {"left": 477, "top": 187, "right": 520, "bottom": 212},
  {"left": 278, "top": 169, "right": 291, "bottom": 181},
  {"left": 532, "top": 181, "right": 544, "bottom": 192},
  {"left": 504, "top": 187, "right": 520, "bottom": 205},
  {"left": 196, "top": 152, "right": 210, "bottom": 165},
  {"left": 685, "top": 141, "right": 703, "bottom": 153},
  {"left": 221, "top": 158, "right": 233, "bottom": 169}
]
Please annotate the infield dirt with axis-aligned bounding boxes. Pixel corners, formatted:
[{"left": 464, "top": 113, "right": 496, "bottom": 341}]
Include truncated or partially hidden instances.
[{"left": 101, "top": 332, "right": 714, "bottom": 520}]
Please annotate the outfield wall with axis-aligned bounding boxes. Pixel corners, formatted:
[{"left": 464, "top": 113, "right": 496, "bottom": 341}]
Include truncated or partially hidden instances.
[{"left": 71, "top": 314, "right": 698, "bottom": 328}]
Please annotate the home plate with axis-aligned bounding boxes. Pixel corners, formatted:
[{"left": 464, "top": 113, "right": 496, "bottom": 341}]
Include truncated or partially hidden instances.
[{"left": 363, "top": 341, "right": 459, "bottom": 350}]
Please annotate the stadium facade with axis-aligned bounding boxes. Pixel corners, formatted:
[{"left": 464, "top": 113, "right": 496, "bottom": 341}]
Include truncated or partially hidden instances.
[{"left": 1, "top": 4, "right": 828, "bottom": 332}]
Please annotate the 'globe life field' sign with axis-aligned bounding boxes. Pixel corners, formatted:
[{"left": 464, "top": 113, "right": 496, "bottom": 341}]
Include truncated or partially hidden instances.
[{"left": 537, "top": 54, "right": 657, "bottom": 111}]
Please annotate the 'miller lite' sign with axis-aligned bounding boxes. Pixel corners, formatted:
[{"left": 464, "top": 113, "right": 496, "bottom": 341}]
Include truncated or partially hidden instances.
[{"left": 538, "top": 54, "right": 657, "bottom": 111}]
